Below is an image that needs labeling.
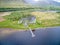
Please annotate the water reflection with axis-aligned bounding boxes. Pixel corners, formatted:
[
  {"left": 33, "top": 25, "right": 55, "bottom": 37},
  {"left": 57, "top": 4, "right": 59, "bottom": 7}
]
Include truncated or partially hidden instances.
[{"left": 0, "top": 27, "right": 60, "bottom": 45}]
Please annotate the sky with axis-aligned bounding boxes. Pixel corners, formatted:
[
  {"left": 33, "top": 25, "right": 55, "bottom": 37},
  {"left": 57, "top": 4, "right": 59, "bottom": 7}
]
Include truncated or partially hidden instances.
[
  {"left": 25, "top": 0, "right": 60, "bottom": 4},
  {"left": 53, "top": 0, "right": 60, "bottom": 2},
  {"left": 32, "top": 0, "right": 60, "bottom": 2},
  {"left": 0, "top": 0, "right": 60, "bottom": 3},
  {"left": 25, "top": 0, "right": 48, "bottom": 4},
  {"left": 25, "top": 0, "right": 60, "bottom": 3},
  {"left": 0, "top": 0, "right": 60, "bottom": 4}
]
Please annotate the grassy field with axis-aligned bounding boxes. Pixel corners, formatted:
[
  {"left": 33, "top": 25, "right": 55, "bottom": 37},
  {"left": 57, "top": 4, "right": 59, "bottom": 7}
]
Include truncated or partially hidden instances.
[
  {"left": 31, "top": 12, "right": 60, "bottom": 26},
  {"left": 0, "top": 11, "right": 60, "bottom": 30},
  {"left": 0, "top": 0, "right": 60, "bottom": 30}
]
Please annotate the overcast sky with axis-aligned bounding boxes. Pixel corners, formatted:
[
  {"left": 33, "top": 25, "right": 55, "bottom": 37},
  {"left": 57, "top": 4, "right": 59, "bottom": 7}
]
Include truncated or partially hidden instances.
[
  {"left": 25, "top": 0, "right": 60, "bottom": 3},
  {"left": 53, "top": 0, "right": 60, "bottom": 2},
  {"left": 0, "top": 0, "right": 60, "bottom": 2}
]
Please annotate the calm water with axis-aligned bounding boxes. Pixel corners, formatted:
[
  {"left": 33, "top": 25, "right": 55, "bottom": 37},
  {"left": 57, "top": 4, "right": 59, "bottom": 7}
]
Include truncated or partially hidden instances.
[{"left": 0, "top": 27, "right": 60, "bottom": 45}]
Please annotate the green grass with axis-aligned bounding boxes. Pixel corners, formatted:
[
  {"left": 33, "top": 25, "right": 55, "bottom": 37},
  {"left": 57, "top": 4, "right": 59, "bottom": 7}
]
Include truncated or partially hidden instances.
[
  {"left": 0, "top": 0, "right": 60, "bottom": 30},
  {"left": 0, "top": 20, "right": 27, "bottom": 29},
  {"left": 0, "top": 11, "right": 60, "bottom": 30},
  {"left": 0, "top": 20, "right": 43, "bottom": 30},
  {"left": 0, "top": 11, "right": 43, "bottom": 29}
]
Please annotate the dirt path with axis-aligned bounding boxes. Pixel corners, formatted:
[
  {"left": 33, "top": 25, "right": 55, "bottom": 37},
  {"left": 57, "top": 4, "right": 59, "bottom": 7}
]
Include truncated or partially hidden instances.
[{"left": 0, "top": 12, "right": 12, "bottom": 22}]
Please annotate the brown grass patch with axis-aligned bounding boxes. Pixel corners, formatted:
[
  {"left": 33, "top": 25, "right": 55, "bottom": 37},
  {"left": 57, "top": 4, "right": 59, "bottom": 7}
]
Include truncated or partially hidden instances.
[{"left": 31, "top": 12, "right": 59, "bottom": 20}]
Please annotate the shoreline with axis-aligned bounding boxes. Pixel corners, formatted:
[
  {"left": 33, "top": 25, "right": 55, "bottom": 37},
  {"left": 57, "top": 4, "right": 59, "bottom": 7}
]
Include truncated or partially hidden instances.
[
  {"left": 35, "top": 26, "right": 60, "bottom": 30},
  {"left": 0, "top": 26, "right": 60, "bottom": 38},
  {"left": 0, "top": 26, "right": 60, "bottom": 31}
]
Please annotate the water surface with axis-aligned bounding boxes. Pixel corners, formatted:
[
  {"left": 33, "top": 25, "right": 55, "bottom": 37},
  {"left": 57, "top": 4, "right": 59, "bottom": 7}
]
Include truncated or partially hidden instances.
[{"left": 0, "top": 27, "right": 60, "bottom": 45}]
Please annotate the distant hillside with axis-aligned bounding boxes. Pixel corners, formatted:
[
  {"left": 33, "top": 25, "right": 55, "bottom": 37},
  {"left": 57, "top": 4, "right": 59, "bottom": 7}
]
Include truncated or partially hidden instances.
[
  {"left": 0, "top": 0, "right": 60, "bottom": 8},
  {"left": 0, "top": 0, "right": 31, "bottom": 8}
]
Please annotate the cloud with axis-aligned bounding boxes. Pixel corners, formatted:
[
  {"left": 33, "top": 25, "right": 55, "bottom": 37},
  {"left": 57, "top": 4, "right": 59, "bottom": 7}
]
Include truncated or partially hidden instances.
[{"left": 53, "top": 0, "right": 60, "bottom": 2}]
